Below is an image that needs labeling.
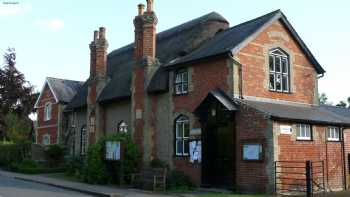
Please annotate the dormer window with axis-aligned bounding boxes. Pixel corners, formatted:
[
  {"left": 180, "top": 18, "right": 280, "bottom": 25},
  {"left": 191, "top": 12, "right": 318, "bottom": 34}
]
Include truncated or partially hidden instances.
[
  {"left": 174, "top": 69, "right": 188, "bottom": 95},
  {"left": 44, "top": 102, "right": 52, "bottom": 121},
  {"left": 118, "top": 121, "right": 128, "bottom": 133},
  {"left": 269, "top": 48, "right": 290, "bottom": 93}
]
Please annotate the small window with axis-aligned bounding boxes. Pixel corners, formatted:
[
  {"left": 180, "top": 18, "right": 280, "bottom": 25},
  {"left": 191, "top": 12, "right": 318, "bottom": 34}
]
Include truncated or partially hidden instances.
[
  {"left": 42, "top": 134, "right": 51, "bottom": 145},
  {"left": 175, "top": 115, "right": 190, "bottom": 156},
  {"left": 242, "top": 143, "right": 263, "bottom": 161},
  {"left": 80, "top": 126, "right": 88, "bottom": 156},
  {"left": 44, "top": 102, "right": 52, "bottom": 121},
  {"left": 296, "top": 124, "right": 312, "bottom": 140},
  {"left": 118, "top": 121, "right": 128, "bottom": 133},
  {"left": 327, "top": 127, "right": 340, "bottom": 141},
  {"left": 269, "top": 48, "right": 290, "bottom": 93},
  {"left": 174, "top": 69, "right": 188, "bottom": 95}
]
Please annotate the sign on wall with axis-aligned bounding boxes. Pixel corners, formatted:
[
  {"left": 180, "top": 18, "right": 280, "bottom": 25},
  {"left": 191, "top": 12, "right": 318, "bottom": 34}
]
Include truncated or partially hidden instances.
[
  {"left": 243, "top": 143, "right": 263, "bottom": 161},
  {"left": 280, "top": 125, "right": 292, "bottom": 135},
  {"left": 105, "top": 141, "right": 121, "bottom": 160},
  {"left": 190, "top": 140, "right": 201, "bottom": 163}
]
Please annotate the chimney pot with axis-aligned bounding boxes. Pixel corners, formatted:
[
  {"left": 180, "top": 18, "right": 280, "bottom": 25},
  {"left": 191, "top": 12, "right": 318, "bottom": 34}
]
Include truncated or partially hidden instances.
[
  {"left": 99, "top": 27, "right": 106, "bottom": 39},
  {"left": 138, "top": 4, "right": 145, "bottom": 15},
  {"left": 93, "top": 30, "right": 99, "bottom": 42},
  {"left": 146, "top": 0, "right": 153, "bottom": 12}
]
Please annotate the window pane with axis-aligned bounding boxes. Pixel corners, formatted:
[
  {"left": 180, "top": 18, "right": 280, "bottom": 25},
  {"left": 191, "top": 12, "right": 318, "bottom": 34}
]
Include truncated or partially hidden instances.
[
  {"left": 276, "top": 74, "right": 282, "bottom": 91},
  {"left": 282, "top": 58, "right": 288, "bottom": 74},
  {"left": 176, "top": 140, "right": 183, "bottom": 155},
  {"left": 275, "top": 56, "right": 281, "bottom": 72},
  {"left": 282, "top": 75, "right": 288, "bottom": 92},
  {"left": 269, "top": 56, "right": 274, "bottom": 71},
  {"left": 175, "top": 74, "right": 181, "bottom": 83},
  {"left": 335, "top": 129, "right": 339, "bottom": 139},
  {"left": 184, "top": 122, "right": 190, "bottom": 137},
  {"left": 184, "top": 139, "right": 189, "bottom": 154},
  {"left": 175, "top": 84, "right": 182, "bottom": 94},
  {"left": 182, "top": 72, "right": 188, "bottom": 82},
  {"left": 176, "top": 123, "right": 182, "bottom": 137},
  {"left": 269, "top": 74, "right": 275, "bottom": 90},
  {"left": 182, "top": 83, "right": 188, "bottom": 93}
]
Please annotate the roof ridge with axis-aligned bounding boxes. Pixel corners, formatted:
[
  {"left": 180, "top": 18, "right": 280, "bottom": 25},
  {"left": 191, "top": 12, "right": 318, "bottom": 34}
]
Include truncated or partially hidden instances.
[{"left": 47, "top": 77, "right": 84, "bottom": 83}]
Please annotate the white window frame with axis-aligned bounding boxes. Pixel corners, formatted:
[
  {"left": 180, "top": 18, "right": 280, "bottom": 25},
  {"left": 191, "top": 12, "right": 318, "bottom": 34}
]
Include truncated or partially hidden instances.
[
  {"left": 44, "top": 102, "right": 52, "bottom": 121},
  {"left": 174, "top": 69, "right": 189, "bottom": 95},
  {"left": 175, "top": 116, "right": 190, "bottom": 156},
  {"left": 80, "top": 126, "right": 88, "bottom": 156},
  {"left": 296, "top": 124, "right": 312, "bottom": 140},
  {"left": 269, "top": 48, "right": 290, "bottom": 93},
  {"left": 42, "top": 134, "right": 51, "bottom": 146},
  {"left": 327, "top": 127, "right": 340, "bottom": 141}
]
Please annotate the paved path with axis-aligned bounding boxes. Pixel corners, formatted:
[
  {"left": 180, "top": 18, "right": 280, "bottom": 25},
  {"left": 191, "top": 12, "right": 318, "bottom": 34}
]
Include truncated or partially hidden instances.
[
  {"left": 0, "top": 170, "right": 190, "bottom": 197},
  {"left": 0, "top": 174, "right": 93, "bottom": 197}
]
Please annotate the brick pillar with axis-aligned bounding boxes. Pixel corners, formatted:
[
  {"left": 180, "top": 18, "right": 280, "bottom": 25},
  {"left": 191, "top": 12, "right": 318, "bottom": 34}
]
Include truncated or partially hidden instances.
[
  {"left": 87, "top": 27, "right": 109, "bottom": 144},
  {"left": 132, "top": 0, "right": 158, "bottom": 164}
]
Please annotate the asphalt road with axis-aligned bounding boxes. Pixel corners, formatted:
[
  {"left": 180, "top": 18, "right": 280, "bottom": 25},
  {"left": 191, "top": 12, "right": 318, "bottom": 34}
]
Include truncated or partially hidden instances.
[{"left": 0, "top": 175, "right": 93, "bottom": 197}]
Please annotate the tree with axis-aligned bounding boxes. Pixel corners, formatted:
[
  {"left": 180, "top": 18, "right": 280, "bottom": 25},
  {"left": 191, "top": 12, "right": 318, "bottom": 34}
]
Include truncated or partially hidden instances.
[
  {"left": 348, "top": 97, "right": 350, "bottom": 108},
  {"left": 4, "top": 112, "right": 32, "bottom": 143},
  {"left": 318, "top": 93, "right": 330, "bottom": 105},
  {"left": 0, "top": 48, "right": 37, "bottom": 141}
]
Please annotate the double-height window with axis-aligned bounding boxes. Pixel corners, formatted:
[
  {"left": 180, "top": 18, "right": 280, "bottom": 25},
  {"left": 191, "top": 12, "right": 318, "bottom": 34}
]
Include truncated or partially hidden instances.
[
  {"left": 269, "top": 48, "right": 290, "bottom": 93},
  {"left": 175, "top": 115, "right": 190, "bottom": 156},
  {"left": 174, "top": 69, "right": 188, "bottom": 95},
  {"left": 80, "top": 125, "right": 88, "bottom": 156}
]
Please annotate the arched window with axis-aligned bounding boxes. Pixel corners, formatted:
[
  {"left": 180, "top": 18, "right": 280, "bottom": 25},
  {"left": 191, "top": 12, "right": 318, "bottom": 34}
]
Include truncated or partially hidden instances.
[
  {"left": 118, "top": 121, "right": 128, "bottom": 133},
  {"left": 175, "top": 115, "right": 190, "bottom": 156},
  {"left": 80, "top": 125, "right": 88, "bottom": 156},
  {"left": 269, "top": 48, "right": 290, "bottom": 92},
  {"left": 42, "top": 134, "right": 51, "bottom": 145},
  {"left": 44, "top": 102, "right": 52, "bottom": 121}
]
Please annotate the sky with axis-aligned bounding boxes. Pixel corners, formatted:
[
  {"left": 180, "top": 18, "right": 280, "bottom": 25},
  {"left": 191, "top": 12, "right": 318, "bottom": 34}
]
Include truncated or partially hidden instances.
[{"left": 0, "top": 0, "right": 349, "bottom": 104}]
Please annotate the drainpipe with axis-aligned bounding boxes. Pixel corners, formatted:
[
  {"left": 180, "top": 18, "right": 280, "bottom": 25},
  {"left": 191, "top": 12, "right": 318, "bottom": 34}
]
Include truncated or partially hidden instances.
[{"left": 341, "top": 127, "right": 347, "bottom": 190}]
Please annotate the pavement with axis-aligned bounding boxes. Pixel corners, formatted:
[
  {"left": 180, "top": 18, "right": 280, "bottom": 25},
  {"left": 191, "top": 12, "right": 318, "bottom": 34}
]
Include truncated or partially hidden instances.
[{"left": 0, "top": 170, "right": 194, "bottom": 197}]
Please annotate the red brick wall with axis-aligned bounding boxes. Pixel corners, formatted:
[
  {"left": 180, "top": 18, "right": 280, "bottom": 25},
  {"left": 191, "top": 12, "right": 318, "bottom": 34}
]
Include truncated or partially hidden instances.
[
  {"left": 36, "top": 84, "right": 59, "bottom": 145},
  {"left": 343, "top": 129, "right": 350, "bottom": 189},
  {"left": 276, "top": 123, "right": 344, "bottom": 191},
  {"left": 237, "top": 20, "right": 317, "bottom": 105},
  {"left": 235, "top": 103, "right": 271, "bottom": 193},
  {"left": 172, "top": 57, "right": 230, "bottom": 185}
]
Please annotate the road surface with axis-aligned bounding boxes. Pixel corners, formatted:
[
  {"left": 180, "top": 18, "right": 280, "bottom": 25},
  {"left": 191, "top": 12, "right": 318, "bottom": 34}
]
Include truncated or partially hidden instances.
[{"left": 0, "top": 174, "right": 93, "bottom": 197}]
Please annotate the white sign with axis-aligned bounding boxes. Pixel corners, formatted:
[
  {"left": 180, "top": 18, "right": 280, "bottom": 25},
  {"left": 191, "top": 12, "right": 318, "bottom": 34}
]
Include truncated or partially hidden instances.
[
  {"left": 105, "top": 141, "right": 121, "bottom": 160},
  {"left": 243, "top": 144, "right": 262, "bottom": 160},
  {"left": 190, "top": 141, "right": 202, "bottom": 163},
  {"left": 280, "top": 125, "right": 292, "bottom": 134}
]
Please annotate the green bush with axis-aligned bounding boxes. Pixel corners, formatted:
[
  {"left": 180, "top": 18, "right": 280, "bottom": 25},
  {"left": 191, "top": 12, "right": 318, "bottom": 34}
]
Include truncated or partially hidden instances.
[
  {"left": 9, "top": 159, "right": 66, "bottom": 174},
  {"left": 82, "top": 143, "right": 109, "bottom": 184},
  {"left": 0, "top": 143, "right": 31, "bottom": 167},
  {"left": 65, "top": 156, "right": 84, "bottom": 178},
  {"left": 45, "top": 144, "right": 65, "bottom": 167},
  {"left": 150, "top": 158, "right": 168, "bottom": 168},
  {"left": 167, "top": 170, "right": 195, "bottom": 191},
  {"left": 81, "top": 133, "right": 141, "bottom": 184}
]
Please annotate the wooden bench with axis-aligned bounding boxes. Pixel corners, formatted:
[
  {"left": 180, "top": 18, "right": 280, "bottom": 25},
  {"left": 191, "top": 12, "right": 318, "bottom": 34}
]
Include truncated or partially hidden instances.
[{"left": 131, "top": 168, "right": 167, "bottom": 191}]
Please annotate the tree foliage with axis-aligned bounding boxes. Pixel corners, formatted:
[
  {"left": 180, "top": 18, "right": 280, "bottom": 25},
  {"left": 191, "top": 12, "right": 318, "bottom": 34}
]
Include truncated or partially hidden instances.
[
  {"left": 318, "top": 93, "right": 329, "bottom": 105},
  {"left": 0, "top": 48, "right": 38, "bottom": 140}
]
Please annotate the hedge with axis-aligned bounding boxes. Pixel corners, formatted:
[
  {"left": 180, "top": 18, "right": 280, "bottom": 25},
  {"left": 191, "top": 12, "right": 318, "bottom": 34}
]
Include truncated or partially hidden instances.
[{"left": 0, "top": 143, "right": 31, "bottom": 167}]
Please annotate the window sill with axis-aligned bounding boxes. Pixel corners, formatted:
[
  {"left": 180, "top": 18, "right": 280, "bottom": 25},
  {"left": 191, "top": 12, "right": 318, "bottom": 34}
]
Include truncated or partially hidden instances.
[
  {"left": 296, "top": 138, "right": 313, "bottom": 142},
  {"left": 173, "top": 92, "right": 189, "bottom": 97},
  {"left": 327, "top": 139, "right": 341, "bottom": 142},
  {"left": 269, "top": 89, "right": 291, "bottom": 94}
]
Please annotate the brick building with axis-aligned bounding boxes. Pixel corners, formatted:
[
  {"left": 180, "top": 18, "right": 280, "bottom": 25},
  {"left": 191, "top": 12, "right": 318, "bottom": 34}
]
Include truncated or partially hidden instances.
[{"left": 35, "top": 0, "right": 350, "bottom": 193}]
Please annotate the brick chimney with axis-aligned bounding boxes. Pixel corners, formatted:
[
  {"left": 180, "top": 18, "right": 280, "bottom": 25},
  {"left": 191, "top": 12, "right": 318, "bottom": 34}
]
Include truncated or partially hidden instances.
[
  {"left": 90, "top": 27, "right": 108, "bottom": 78},
  {"left": 131, "top": 0, "right": 158, "bottom": 164},
  {"left": 133, "top": 0, "right": 157, "bottom": 60},
  {"left": 87, "top": 27, "right": 108, "bottom": 144}
]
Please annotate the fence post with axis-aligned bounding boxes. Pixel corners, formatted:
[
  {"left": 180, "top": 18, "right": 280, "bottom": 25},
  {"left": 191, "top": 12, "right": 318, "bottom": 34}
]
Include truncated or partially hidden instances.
[{"left": 306, "top": 160, "right": 313, "bottom": 197}]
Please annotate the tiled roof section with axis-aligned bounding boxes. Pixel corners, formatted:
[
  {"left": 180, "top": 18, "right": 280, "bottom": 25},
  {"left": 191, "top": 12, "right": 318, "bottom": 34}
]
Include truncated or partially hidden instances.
[
  {"left": 97, "top": 12, "right": 229, "bottom": 102},
  {"left": 241, "top": 100, "right": 350, "bottom": 126},
  {"left": 167, "top": 10, "right": 325, "bottom": 74},
  {"left": 46, "top": 77, "right": 83, "bottom": 103},
  {"left": 320, "top": 105, "right": 350, "bottom": 119},
  {"left": 65, "top": 82, "right": 88, "bottom": 110}
]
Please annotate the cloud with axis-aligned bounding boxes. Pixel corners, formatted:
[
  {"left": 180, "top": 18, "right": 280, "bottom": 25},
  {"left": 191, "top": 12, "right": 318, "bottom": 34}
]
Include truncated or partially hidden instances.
[
  {"left": 0, "top": 2, "right": 32, "bottom": 16},
  {"left": 36, "top": 19, "right": 65, "bottom": 31}
]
